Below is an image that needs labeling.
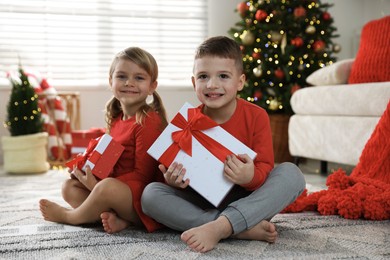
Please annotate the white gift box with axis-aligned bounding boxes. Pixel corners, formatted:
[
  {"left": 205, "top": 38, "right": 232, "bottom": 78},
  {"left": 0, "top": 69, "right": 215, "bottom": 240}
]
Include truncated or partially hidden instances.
[{"left": 147, "top": 102, "right": 257, "bottom": 207}]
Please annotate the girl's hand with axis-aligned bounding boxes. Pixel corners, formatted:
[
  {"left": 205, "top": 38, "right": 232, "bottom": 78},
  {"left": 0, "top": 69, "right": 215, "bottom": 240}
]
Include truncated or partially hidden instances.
[
  {"left": 224, "top": 154, "right": 254, "bottom": 185},
  {"left": 68, "top": 166, "right": 78, "bottom": 179},
  {"left": 159, "top": 162, "right": 189, "bottom": 189},
  {"left": 71, "top": 166, "right": 98, "bottom": 191}
]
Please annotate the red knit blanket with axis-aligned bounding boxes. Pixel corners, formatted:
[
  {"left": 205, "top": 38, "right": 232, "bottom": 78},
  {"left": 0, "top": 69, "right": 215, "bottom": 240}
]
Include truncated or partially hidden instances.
[{"left": 284, "top": 101, "right": 390, "bottom": 220}]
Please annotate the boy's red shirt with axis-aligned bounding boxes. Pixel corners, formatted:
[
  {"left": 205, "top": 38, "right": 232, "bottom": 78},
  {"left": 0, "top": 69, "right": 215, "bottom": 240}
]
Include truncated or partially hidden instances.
[{"left": 199, "top": 98, "right": 274, "bottom": 191}]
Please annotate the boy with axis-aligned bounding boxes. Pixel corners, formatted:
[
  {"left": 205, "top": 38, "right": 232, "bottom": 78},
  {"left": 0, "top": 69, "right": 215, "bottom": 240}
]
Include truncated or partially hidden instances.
[{"left": 141, "top": 36, "right": 306, "bottom": 252}]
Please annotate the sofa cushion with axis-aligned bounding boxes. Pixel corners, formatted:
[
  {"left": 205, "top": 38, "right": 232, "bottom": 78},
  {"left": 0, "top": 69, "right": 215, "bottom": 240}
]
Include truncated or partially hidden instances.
[
  {"left": 290, "top": 82, "right": 390, "bottom": 116},
  {"left": 348, "top": 16, "right": 390, "bottom": 84},
  {"left": 306, "top": 59, "right": 354, "bottom": 86}
]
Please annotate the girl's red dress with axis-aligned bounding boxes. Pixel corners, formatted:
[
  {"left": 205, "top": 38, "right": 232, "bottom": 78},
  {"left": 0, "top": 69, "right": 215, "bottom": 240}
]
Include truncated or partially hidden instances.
[{"left": 109, "top": 111, "right": 164, "bottom": 232}]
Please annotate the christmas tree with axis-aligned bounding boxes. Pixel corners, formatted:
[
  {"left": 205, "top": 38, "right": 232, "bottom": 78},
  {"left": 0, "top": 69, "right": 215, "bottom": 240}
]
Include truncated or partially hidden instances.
[
  {"left": 229, "top": 0, "right": 340, "bottom": 114},
  {"left": 4, "top": 67, "right": 44, "bottom": 136}
]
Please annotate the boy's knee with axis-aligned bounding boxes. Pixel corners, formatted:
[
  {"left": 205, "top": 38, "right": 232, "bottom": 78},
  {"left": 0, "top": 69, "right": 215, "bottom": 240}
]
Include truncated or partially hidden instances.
[
  {"left": 276, "top": 162, "right": 306, "bottom": 191},
  {"left": 141, "top": 182, "right": 162, "bottom": 214},
  {"left": 141, "top": 183, "right": 153, "bottom": 205}
]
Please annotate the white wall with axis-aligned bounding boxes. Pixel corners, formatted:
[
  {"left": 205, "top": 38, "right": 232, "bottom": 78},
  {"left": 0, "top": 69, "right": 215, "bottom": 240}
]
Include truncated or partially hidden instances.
[
  {"left": 1, "top": 0, "right": 389, "bottom": 165},
  {"left": 326, "top": 0, "right": 390, "bottom": 59}
]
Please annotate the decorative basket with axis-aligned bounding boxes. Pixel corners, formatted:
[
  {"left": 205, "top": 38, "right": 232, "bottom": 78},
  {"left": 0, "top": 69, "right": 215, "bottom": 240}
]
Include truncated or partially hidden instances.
[{"left": 2, "top": 132, "right": 50, "bottom": 174}]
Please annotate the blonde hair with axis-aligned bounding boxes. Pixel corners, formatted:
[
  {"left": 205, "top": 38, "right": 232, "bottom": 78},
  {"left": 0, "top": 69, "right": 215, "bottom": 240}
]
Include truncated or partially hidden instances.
[{"left": 105, "top": 47, "right": 168, "bottom": 131}]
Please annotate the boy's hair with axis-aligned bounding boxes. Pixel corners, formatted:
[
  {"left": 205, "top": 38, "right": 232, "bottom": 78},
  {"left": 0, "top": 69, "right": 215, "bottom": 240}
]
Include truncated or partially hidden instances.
[
  {"left": 105, "top": 47, "right": 168, "bottom": 131},
  {"left": 194, "top": 36, "right": 244, "bottom": 74}
]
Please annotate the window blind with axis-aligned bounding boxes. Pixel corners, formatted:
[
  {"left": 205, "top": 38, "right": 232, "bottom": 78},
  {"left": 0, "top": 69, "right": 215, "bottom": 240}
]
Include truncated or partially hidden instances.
[{"left": 0, "top": 0, "right": 208, "bottom": 87}]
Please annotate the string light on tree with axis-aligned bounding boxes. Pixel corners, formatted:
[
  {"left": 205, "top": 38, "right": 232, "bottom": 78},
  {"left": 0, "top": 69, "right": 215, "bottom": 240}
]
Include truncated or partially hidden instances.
[
  {"left": 253, "top": 66, "right": 263, "bottom": 77},
  {"left": 229, "top": 0, "right": 339, "bottom": 114}
]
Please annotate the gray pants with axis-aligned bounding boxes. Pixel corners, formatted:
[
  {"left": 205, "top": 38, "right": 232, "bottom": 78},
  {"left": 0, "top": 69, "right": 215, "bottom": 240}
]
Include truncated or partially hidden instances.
[{"left": 141, "top": 162, "right": 306, "bottom": 235}]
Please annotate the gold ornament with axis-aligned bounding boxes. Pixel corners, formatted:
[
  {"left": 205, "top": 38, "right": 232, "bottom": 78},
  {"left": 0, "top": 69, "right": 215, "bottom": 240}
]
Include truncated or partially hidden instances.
[
  {"left": 281, "top": 34, "right": 287, "bottom": 54},
  {"left": 240, "top": 31, "right": 255, "bottom": 45},
  {"left": 305, "top": 25, "right": 316, "bottom": 34},
  {"left": 253, "top": 66, "right": 263, "bottom": 77},
  {"left": 270, "top": 31, "right": 283, "bottom": 42},
  {"left": 269, "top": 99, "right": 279, "bottom": 110},
  {"left": 333, "top": 43, "right": 341, "bottom": 53}
]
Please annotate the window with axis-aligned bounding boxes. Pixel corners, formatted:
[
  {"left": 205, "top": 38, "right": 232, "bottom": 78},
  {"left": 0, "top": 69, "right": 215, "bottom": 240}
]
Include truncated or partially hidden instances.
[{"left": 0, "top": 0, "right": 208, "bottom": 87}]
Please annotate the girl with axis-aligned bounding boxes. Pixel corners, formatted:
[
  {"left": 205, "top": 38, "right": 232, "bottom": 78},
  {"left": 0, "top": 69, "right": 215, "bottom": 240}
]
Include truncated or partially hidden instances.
[{"left": 40, "top": 47, "right": 168, "bottom": 233}]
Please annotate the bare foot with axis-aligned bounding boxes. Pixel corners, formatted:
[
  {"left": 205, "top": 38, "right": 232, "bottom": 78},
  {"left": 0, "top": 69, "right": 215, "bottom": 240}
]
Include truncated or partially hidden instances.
[
  {"left": 181, "top": 216, "right": 232, "bottom": 253},
  {"left": 234, "top": 220, "right": 277, "bottom": 243},
  {"left": 100, "top": 212, "right": 130, "bottom": 234},
  {"left": 39, "top": 199, "right": 69, "bottom": 223}
]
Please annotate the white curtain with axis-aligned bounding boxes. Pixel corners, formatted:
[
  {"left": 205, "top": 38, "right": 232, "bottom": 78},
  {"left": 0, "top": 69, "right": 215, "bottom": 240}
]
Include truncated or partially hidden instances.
[{"left": 0, "top": 0, "right": 207, "bottom": 87}]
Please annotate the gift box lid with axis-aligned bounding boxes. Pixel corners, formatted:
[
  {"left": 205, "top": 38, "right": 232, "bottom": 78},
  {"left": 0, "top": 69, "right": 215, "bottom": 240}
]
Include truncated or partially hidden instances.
[{"left": 147, "top": 102, "right": 257, "bottom": 207}]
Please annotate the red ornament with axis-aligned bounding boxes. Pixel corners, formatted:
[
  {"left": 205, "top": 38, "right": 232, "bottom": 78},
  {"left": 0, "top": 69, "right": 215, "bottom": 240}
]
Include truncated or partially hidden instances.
[
  {"left": 291, "top": 84, "right": 301, "bottom": 94},
  {"left": 313, "top": 40, "right": 326, "bottom": 52},
  {"left": 254, "top": 90, "right": 262, "bottom": 99},
  {"left": 274, "top": 68, "right": 284, "bottom": 79},
  {"left": 291, "top": 37, "right": 304, "bottom": 47},
  {"left": 255, "top": 10, "right": 268, "bottom": 21},
  {"left": 294, "top": 6, "right": 306, "bottom": 18},
  {"left": 252, "top": 52, "right": 261, "bottom": 59},
  {"left": 237, "top": 2, "right": 249, "bottom": 17},
  {"left": 322, "top": 12, "right": 331, "bottom": 21},
  {"left": 240, "top": 45, "right": 245, "bottom": 52}
]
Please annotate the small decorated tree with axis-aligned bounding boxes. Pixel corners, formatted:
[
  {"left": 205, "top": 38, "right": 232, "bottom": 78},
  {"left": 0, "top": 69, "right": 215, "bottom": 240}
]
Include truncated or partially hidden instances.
[
  {"left": 4, "top": 67, "right": 43, "bottom": 136},
  {"left": 229, "top": 0, "right": 339, "bottom": 114},
  {"left": 2, "top": 66, "right": 49, "bottom": 174}
]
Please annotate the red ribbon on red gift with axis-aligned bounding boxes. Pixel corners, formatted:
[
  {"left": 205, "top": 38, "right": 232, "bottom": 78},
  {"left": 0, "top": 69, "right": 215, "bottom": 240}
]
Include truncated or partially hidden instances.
[
  {"left": 158, "top": 108, "right": 234, "bottom": 167},
  {"left": 65, "top": 137, "right": 102, "bottom": 170}
]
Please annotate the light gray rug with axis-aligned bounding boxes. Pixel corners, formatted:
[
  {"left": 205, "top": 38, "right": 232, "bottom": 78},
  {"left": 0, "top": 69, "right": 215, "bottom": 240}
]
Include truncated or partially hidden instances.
[{"left": 0, "top": 169, "right": 389, "bottom": 260}]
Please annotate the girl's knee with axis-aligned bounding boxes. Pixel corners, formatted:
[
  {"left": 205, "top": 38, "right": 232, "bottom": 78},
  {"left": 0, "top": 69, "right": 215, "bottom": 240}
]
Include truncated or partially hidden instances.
[
  {"left": 61, "top": 178, "right": 80, "bottom": 201},
  {"left": 93, "top": 178, "right": 120, "bottom": 197},
  {"left": 62, "top": 178, "right": 77, "bottom": 190}
]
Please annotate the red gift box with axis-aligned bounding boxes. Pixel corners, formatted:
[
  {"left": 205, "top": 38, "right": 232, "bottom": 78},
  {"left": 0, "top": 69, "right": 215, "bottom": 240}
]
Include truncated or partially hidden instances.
[
  {"left": 66, "top": 134, "right": 124, "bottom": 179},
  {"left": 71, "top": 128, "right": 106, "bottom": 157}
]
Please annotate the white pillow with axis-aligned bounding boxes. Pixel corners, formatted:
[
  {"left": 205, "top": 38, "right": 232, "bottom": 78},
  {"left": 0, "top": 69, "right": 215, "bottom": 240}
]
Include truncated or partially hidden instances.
[{"left": 306, "top": 59, "right": 355, "bottom": 86}]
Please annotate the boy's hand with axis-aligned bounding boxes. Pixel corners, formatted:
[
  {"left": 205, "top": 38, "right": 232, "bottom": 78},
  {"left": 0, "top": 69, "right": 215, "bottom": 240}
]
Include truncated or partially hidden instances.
[
  {"left": 224, "top": 154, "right": 254, "bottom": 185},
  {"left": 71, "top": 165, "right": 98, "bottom": 191},
  {"left": 159, "top": 162, "right": 190, "bottom": 189}
]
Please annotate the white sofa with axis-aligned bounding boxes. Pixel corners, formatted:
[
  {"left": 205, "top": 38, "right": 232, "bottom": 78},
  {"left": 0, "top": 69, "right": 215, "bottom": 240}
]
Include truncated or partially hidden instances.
[
  {"left": 289, "top": 17, "right": 390, "bottom": 173},
  {"left": 288, "top": 60, "right": 390, "bottom": 172}
]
